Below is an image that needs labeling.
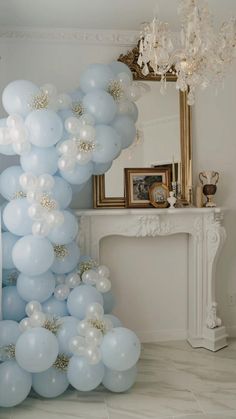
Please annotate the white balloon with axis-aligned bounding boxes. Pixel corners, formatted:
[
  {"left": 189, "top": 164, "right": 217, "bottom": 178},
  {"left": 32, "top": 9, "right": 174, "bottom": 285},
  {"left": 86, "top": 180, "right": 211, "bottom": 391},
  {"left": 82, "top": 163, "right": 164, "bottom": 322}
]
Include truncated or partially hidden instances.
[
  {"left": 57, "top": 93, "right": 72, "bottom": 109},
  {"left": 54, "top": 284, "right": 70, "bottom": 301},
  {"left": 103, "top": 317, "right": 113, "bottom": 332},
  {"left": 79, "top": 113, "right": 95, "bottom": 126},
  {"left": 77, "top": 320, "right": 89, "bottom": 336},
  {"left": 10, "top": 126, "right": 28, "bottom": 144},
  {"left": 79, "top": 125, "right": 96, "bottom": 141},
  {"left": 85, "top": 327, "right": 103, "bottom": 347},
  {"left": 76, "top": 151, "right": 92, "bottom": 165},
  {"left": 65, "top": 117, "right": 80, "bottom": 135},
  {"left": 37, "top": 174, "right": 55, "bottom": 191},
  {"left": 19, "top": 317, "right": 32, "bottom": 332},
  {"left": 41, "top": 83, "right": 57, "bottom": 97},
  {"left": 58, "top": 140, "right": 77, "bottom": 156},
  {"left": 32, "top": 220, "right": 51, "bottom": 237},
  {"left": 68, "top": 335, "right": 86, "bottom": 356},
  {"left": 28, "top": 203, "right": 44, "bottom": 220},
  {"left": 65, "top": 272, "right": 81, "bottom": 288},
  {"left": 7, "top": 114, "right": 23, "bottom": 128},
  {"left": 26, "top": 190, "right": 42, "bottom": 203},
  {"left": 25, "top": 301, "right": 42, "bottom": 317},
  {"left": 12, "top": 141, "right": 31, "bottom": 155},
  {"left": 0, "top": 128, "right": 12, "bottom": 145},
  {"left": 82, "top": 269, "right": 99, "bottom": 285},
  {"left": 85, "top": 346, "right": 102, "bottom": 365},
  {"left": 86, "top": 302, "right": 104, "bottom": 320},
  {"left": 117, "top": 72, "right": 132, "bottom": 87},
  {"left": 96, "top": 277, "right": 111, "bottom": 293},
  {"left": 97, "top": 265, "right": 110, "bottom": 278},
  {"left": 19, "top": 172, "right": 38, "bottom": 191},
  {"left": 58, "top": 156, "right": 76, "bottom": 171},
  {"left": 30, "top": 311, "right": 46, "bottom": 327},
  {"left": 55, "top": 275, "right": 66, "bottom": 285},
  {"left": 50, "top": 210, "right": 64, "bottom": 226}
]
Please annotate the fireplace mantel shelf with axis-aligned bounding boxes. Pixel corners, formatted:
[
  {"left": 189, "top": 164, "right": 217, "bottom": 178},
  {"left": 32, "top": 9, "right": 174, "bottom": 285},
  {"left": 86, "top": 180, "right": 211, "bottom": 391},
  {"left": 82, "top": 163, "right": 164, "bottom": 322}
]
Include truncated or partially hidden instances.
[{"left": 75, "top": 207, "right": 227, "bottom": 352}]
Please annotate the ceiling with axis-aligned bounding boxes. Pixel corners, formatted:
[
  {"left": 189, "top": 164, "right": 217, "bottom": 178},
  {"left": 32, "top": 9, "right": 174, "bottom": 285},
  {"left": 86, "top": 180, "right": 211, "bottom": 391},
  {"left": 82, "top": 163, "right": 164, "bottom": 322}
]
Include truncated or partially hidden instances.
[{"left": 0, "top": 0, "right": 235, "bottom": 31}]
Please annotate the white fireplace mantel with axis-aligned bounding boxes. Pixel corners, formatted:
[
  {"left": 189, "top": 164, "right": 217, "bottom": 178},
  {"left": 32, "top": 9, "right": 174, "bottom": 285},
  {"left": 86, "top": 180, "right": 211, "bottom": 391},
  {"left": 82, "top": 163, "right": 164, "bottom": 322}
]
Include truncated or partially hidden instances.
[{"left": 75, "top": 207, "right": 227, "bottom": 352}]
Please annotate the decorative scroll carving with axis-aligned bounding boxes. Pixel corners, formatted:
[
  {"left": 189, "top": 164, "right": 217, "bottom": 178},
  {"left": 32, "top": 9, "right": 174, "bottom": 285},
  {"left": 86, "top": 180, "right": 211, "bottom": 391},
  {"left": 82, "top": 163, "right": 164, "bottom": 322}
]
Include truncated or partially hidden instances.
[
  {"left": 136, "top": 216, "right": 173, "bottom": 237},
  {"left": 206, "top": 302, "right": 222, "bottom": 329}
]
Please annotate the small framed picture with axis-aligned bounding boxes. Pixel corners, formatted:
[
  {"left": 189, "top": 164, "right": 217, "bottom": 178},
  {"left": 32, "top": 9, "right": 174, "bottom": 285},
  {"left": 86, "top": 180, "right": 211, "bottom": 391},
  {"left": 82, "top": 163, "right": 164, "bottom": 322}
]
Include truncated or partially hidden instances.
[
  {"left": 124, "top": 167, "right": 171, "bottom": 208},
  {"left": 149, "top": 183, "right": 169, "bottom": 208}
]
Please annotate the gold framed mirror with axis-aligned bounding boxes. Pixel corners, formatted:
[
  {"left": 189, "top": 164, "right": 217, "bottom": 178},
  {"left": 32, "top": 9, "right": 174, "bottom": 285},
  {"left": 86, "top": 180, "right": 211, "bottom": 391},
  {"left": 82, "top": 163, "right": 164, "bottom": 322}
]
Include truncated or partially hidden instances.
[{"left": 93, "top": 44, "right": 192, "bottom": 208}]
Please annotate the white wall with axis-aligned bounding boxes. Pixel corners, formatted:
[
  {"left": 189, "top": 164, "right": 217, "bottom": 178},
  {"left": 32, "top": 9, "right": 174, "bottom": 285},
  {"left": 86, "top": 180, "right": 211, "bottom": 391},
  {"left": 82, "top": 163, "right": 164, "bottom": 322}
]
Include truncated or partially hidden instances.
[{"left": 0, "top": 34, "right": 235, "bottom": 339}]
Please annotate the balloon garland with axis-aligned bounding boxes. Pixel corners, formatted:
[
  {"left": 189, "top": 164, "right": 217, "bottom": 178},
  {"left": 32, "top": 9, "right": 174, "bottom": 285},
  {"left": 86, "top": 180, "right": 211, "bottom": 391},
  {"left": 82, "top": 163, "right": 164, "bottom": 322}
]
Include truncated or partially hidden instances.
[{"left": 0, "top": 62, "right": 143, "bottom": 407}]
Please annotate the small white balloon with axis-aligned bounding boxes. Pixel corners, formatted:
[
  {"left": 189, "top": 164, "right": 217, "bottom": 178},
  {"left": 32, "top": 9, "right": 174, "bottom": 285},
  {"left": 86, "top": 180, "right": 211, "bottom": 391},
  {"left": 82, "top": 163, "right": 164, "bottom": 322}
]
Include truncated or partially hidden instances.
[
  {"left": 26, "top": 190, "right": 42, "bottom": 203},
  {"left": 58, "top": 139, "right": 77, "bottom": 156},
  {"left": 103, "top": 317, "right": 113, "bottom": 332},
  {"left": 86, "top": 302, "right": 104, "bottom": 320},
  {"left": 57, "top": 93, "right": 72, "bottom": 109},
  {"left": 37, "top": 174, "right": 55, "bottom": 191},
  {"left": 77, "top": 320, "right": 89, "bottom": 336},
  {"left": 28, "top": 203, "right": 44, "bottom": 220},
  {"left": 25, "top": 301, "right": 42, "bottom": 317},
  {"left": 0, "top": 128, "right": 11, "bottom": 145},
  {"left": 41, "top": 83, "right": 57, "bottom": 97},
  {"left": 20, "top": 172, "right": 38, "bottom": 191},
  {"left": 68, "top": 335, "right": 86, "bottom": 356},
  {"left": 54, "top": 284, "right": 70, "bottom": 301},
  {"left": 58, "top": 156, "right": 76, "bottom": 171},
  {"left": 19, "top": 317, "right": 32, "bottom": 332},
  {"left": 7, "top": 114, "right": 23, "bottom": 128},
  {"left": 82, "top": 269, "right": 99, "bottom": 285},
  {"left": 85, "top": 327, "right": 103, "bottom": 347},
  {"left": 65, "top": 272, "right": 81, "bottom": 288},
  {"left": 76, "top": 151, "right": 92, "bottom": 165},
  {"left": 32, "top": 220, "right": 51, "bottom": 237},
  {"left": 12, "top": 141, "right": 31, "bottom": 155},
  {"left": 117, "top": 72, "right": 132, "bottom": 87},
  {"left": 55, "top": 275, "right": 66, "bottom": 285},
  {"left": 96, "top": 277, "right": 111, "bottom": 293},
  {"left": 79, "top": 113, "right": 95, "bottom": 126},
  {"left": 65, "top": 117, "right": 80, "bottom": 135},
  {"left": 50, "top": 210, "right": 64, "bottom": 226},
  {"left": 10, "top": 126, "right": 28, "bottom": 144},
  {"left": 85, "top": 346, "right": 102, "bottom": 365},
  {"left": 79, "top": 125, "right": 96, "bottom": 141},
  {"left": 97, "top": 265, "right": 110, "bottom": 278},
  {"left": 30, "top": 310, "right": 46, "bottom": 327}
]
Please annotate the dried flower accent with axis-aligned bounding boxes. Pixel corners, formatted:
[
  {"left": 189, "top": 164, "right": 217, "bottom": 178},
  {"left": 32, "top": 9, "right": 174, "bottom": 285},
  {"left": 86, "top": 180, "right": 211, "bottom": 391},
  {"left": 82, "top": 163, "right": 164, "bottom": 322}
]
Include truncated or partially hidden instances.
[
  {"left": 107, "top": 80, "right": 124, "bottom": 101},
  {"left": 40, "top": 194, "right": 57, "bottom": 211},
  {"left": 30, "top": 91, "right": 49, "bottom": 110},
  {"left": 53, "top": 245, "right": 69, "bottom": 260},
  {"left": 0, "top": 344, "right": 15, "bottom": 361},
  {"left": 88, "top": 319, "right": 107, "bottom": 335},
  {"left": 71, "top": 102, "right": 84, "bottom": 117},
  {"left": 53, "top": 354, "right": 70, "bottom": 372},
  {"left": 78, "top": 260, "right": 98, "bottom": 276},
  {"left": 12, "top": 191, "right": 27, "bottom": 200},
  {"left": 43, "top": 317, "right": 61, "bottom": 335},
  {"left": 4, "top": 269, "right": 19, "bottom": 285},
  {"left": 76, "top": 140, "right": 96, "bottom": 154}
]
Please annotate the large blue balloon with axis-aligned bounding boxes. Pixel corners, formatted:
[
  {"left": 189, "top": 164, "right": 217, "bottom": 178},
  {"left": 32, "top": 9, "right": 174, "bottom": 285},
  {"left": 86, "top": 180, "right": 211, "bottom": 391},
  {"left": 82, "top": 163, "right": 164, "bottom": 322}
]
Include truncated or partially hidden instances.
[
  {"left": 12, "top": 235, "right": 54, "bottom": 276},
  {"left": 67, "top": 356, "right": 104, "bottom": 391},
  {"left": 32, "top": 367, "right": 69, "bottom": 398},
  {"left": 104, "top": 314, "right": 122, "bottom": 328},
  {"left": 2, "top": 80, "right": 40, "bottom": 118},
  {"left": 15, "top": 327, "right": 59, "bottom": 373},
  {"left": 67, "top": 284, "right": 103, "bottom": 320},
  {"left": 101, "top": 327, "right": 141, "bottom": 371},
  {"left": 0, "top": 166, "right": 23, "bottom": 201},
  {"left": 109, "top": 61, "right": 133, "bottom": 79},
  {"left": 25, "top": 109, "right": 63, "bottom": 148},
  {"left": 83, "top": 90, "right": 117, "bottom": 124},
  {"left": 92, "top": 125, "right": 121, "bottom": 164},
  {"left": 51, "top": 176, "right": 72, "bottom": 209},
  {"left": 0, "top": 320, "right": 21, "bottom": 346},
  {"left": 0, "top": 118, "right": 15, "bottom": 155},
  {"left": 20, "top": 145, "right": 58, "bottom": 175},
  {"left": 60, "top": 162, "right": 93, "bottom": 185},
  {"left": 103, "top": 290, "right": 116, "bottom": 314},
  {"left": 102, "top": 365, "right": 137, "bottom": 393},
  {"left": 80, "top": 64, "right": 115, "bottom": 93},
  {"left": 48, "top": 210, "right": 78, "bottom": 245},
  {"left": 3, "top": 198, "right": 33, "bottom": 236},
  {"left": 2, "top": 286, "right": 26, "bottom": 321},
  {"left": 51, "top": 240, "right": 80, "bottom": 274},
  {"left": 93, "top": 161, "right": 112, "bottom": 175},
  {"left": 2, "top": 232, "right": 18, "bottom": 269},
  {"left": 42, "top": 296, "right": 68, "bottom": 317},
  {"left": 57, "top": 316, "right": 79, "bottom": 356},
  {"left": 0, "top": 360, "right": 32, "bottom": 407},
  {"left": 17, "top": 271, "right": 56, "bottom": 303},
  {"left": 112, "top": 115, "right": 136, "bottom": 149}
]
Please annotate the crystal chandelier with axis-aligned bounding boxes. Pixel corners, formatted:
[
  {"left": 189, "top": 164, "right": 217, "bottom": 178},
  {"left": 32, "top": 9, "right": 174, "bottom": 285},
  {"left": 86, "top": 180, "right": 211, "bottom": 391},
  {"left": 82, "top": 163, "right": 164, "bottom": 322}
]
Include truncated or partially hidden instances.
[{"left": 138, "top": 0, "right": 236, "bottom": 105}]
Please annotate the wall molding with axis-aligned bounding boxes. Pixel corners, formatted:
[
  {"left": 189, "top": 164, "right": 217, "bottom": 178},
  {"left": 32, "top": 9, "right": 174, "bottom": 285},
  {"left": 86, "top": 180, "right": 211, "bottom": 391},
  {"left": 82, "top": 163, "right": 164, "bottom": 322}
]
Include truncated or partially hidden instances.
[
  {"left": 0, "top": 27, "right": 139, "bottom": 47},
  {"left": 138, "top": 329, "right": 187, "bottom": 343}
]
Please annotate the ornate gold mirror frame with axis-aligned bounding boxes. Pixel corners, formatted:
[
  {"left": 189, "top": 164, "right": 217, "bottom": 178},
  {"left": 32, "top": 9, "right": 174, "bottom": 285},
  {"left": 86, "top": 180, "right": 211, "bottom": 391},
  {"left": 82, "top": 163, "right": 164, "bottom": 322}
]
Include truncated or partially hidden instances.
[{"left": 93, "top": 45, "right": 192, "bottom": 208}]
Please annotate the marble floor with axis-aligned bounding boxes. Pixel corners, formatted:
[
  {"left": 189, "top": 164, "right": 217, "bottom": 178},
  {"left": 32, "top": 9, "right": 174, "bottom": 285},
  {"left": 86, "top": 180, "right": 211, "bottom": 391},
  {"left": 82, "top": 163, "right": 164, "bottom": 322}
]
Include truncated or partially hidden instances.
[{"left": 1, "top": 340, "right": 236, "bottom": 419}]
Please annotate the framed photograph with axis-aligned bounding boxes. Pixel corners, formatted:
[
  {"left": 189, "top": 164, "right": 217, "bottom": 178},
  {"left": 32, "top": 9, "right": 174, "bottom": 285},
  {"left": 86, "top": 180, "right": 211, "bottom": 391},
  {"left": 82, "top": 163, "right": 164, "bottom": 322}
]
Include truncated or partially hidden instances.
[
  {"left": 124, "top": 167, "right": 171, "bottom": 208},
  {"left": 149, "top": 183, "right": 169, "bottom": 208}
]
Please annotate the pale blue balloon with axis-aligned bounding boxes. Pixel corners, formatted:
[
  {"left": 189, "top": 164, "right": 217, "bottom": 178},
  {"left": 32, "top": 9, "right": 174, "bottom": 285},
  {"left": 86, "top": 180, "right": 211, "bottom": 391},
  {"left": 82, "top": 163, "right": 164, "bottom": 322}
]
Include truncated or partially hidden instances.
[
  {"left": 109, "top": 61, "right": 133, "bottom": 79},
  {"left": 2, "top": 268, "right": 19, "bottom": 286},
  {"left": 3, "top": 198, "right": 33, "bottom": 236},
  {"left": 83, "top": 89, "right": 117, "bottom": 124},
  {"left": 0, "top": 320, "right": 21, "bottom": 346},
  {"left": 12, "top": 235, "right": 54, "bottom": 276},
  {"left": 26, "top": 109, "right": 63, "bottom": 148},
  {"left": 42, "top": 296, "right": 68, "bottom": 317},
  {"left": 102, "top": 365, "right": 137, "bottom": 393},
  {"left": 104, "top": 314, "right": 122, "bottom": 328},
  {"left": 0, "top": 166, "right": 23, "bottom": 201},
  {"left": 1, "top": 201, "right": 8, "bottom": 231},
  {"left": 103, "top": 290, "right": 116, "bottom": 314},
  {"left": 67, "top": 284, "right": 103, "bottom": 320},
  {"left": 70, "top": 88, "right": 84, "bottom": 103},
  {"left": 15, "top": 327, "right": 59, "bottom": 373},
  {"left": 2, "top": 286, "right": 26, "bottom": 321},
  {"left": 112, "top": 115, "right": 136, "bottom": 149},
  {"left": 2, "top": 79, "right": 40, "bottom": 118},
  {"left": 80, "top": 64, "right": 115, "bottom": 93},
  {"left": 67, "top": 356, "right": 104, "bottom": 391},
  {"left": 20, "top": 145, "right": 58, "bottom": 175},
  {"left": 51, "top": 240, "right": 80, "bottom": 274},
  {"left": 92, "top": 125, "right": 121, "bottom": 164},
  {"left": 0, "top": 118, "right": 15, "bottom": 155},
  {"left": 93, "top": 161, "right": 112, "bottom": 175},
  {"left": 51, "top": 176, "right": 72, "bottom": 209},
  {"left": 0, "top": 360, "right": 32, "bottom": 407},
  {"left": 48, "top": 210, "right": 78, "bottom": 245},
  {"left": 57, "top": 316, "right": 79, "bottom": 356},
  {"left": 32, "top": 367, "right": 69, "bottom": 398},
  {"left": 17, "top": 271, "right": 56, "bottom": 303},
  {"left": 60, "top": 162, "right": 93, "bottom": 185},
  {"left": 101, "top": 327, "right": 141, "bottom": 371},
  {"left": 2, "top": 232, "right": 18, "bottom": 269}
]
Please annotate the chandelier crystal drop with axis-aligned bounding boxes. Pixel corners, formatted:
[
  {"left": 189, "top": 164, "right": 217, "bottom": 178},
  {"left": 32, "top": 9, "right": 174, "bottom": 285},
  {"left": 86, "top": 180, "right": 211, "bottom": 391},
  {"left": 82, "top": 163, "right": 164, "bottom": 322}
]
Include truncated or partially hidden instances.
[{"left": 138, "top": 0, "right": 236, "bottom": 105}]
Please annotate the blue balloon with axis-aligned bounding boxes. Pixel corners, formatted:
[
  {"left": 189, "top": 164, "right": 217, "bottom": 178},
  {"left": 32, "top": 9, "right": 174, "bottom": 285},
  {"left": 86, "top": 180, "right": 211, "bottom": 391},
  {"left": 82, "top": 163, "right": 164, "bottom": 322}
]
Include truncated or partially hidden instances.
[
  {"left": 12, "top": 235, "right": 54, "bottom": 276},
  {"left": 83, "top": 90, "right": 117, "bottom": 124},
  {"left": 112, "top": 115, "right": 136, "bottom": 149},
  {"left": 67, "top": 356, "right": 104, "bottom": 391},
  {"left": 15, "top": 327, "right": 59, "bottom": 373},
  {"left": 92, "top": 125, "right": 121, "bottom": 163},
  {"left": 3, "top": 198, "right": 33, "bottom": 236},
  {"left": 48, "top": 210, "right": 78, "bottom": 245},
  {"left": 32, "top": 367, "right": 69, "bottom": 398},
  {"left": 103, "top": 290, "right": 116, "bottom": 314},
  {"left": 102, "top": 365, "right": 137, "bottom": 393},
  {"left": 1, "top": 202, "right": 8, "bottom": 231},
  {"left": 2, "top": 80, "right": 40, "bottom": 118},
  {"left": 2, "top": 232, "right": 18, "bottom": 269},
  {"left": 67, "top": 284, "right": 103, "bottom": 320},
  {"left": 26, "top": 109, "right": 63, "bottom": 148},
  {"left": 101, "top": 327, "right": 141, "bottom": 371},
  {"left": 2, "top": 268, "right": 19, "bottom": 286},
  {"left": 69, "top": 88, "right": 84, "bottom": 103},
  {"left": 0, "top": 320, "right": 21, "bottom": 346},
  {"left": 20, "top": 145, "right": 58, "bottom": 175},
  {"left": 0, "top": 360, "right": 32, "bottom": 407},
  {"left": 2, "top": 286, "right": 26, "bottom": 321},
  {"left": 42, "top": 296, "right": 68, "bottom": 317},
  {"left": 109, "top": 61, "right": 133, "bottom": 79},
  {"left": 56, "top": 316, "right": 79, "bottom": 356},
  {"left": 17, "top": 271, "right": 56, "bottom": 303},
  {"left": 104, "top": 314, "right": 122, "bottom": 328},
  {"left": 0, "top": 118, "right": 15, "bottom": 155},
  {"left": 60, "top": 162, "right": 93, "bottom": 185},
  {"left": 93, "top": 161, "right": 112, "bottom": 175},
  {"left": 51, "top": 241, "right": 80, "bottom": 274},
  {"left": 0, "top": 166, "right": 23, "bottom": 201},
  {"left": 51, "top": 176, "right": 72, "bottom": 209},
  {"left": 80, "top": 64, "right": 115, "bottom": 93}
]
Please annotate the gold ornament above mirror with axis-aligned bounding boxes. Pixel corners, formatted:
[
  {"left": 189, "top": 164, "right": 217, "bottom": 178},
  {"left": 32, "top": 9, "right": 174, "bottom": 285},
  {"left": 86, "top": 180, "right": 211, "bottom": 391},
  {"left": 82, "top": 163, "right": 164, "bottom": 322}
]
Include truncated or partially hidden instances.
[{"left": 93, "top": 44, "right": 192, "bottom": 208}]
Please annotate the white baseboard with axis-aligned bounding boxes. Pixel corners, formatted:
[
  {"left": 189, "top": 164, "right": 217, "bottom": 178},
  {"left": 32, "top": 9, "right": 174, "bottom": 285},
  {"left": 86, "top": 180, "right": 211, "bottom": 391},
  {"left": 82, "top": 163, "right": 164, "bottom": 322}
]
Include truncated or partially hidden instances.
[
  {"left": 226, "top": 326, "right": 236, "bottom": 337},
  {"left": 137, "top": 329, "right": 187, "bottom": 343}
]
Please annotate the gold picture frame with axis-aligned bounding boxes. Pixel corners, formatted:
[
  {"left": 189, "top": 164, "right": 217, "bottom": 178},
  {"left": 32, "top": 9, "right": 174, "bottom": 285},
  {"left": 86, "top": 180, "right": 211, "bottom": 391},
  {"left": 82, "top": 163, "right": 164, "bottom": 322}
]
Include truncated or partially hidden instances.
[{"left": 149, "top": 183, "right": 169, "bottom": 208}]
